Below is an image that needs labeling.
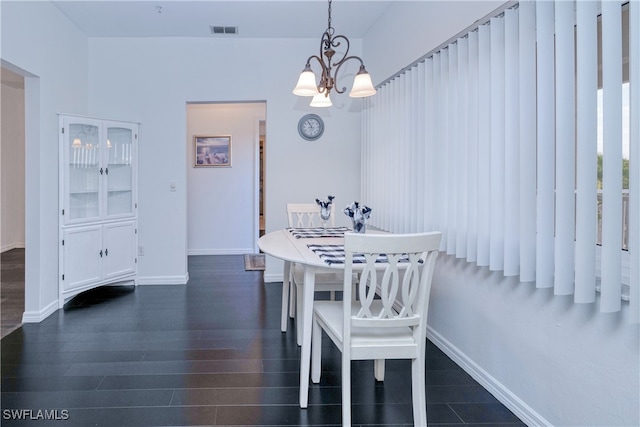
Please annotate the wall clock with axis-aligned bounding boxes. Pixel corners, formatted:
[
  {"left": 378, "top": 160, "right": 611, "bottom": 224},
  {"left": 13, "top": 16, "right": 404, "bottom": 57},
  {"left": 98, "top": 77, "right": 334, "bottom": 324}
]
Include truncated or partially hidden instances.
[{"left": 297, "top": 114, "right": 325, "bottom": 141}]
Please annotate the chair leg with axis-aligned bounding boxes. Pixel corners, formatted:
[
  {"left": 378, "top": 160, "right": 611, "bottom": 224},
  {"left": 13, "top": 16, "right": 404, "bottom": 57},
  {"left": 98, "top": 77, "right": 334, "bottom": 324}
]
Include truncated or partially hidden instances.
[
  {"left": 342, "top": 353, "right": 351, "bottom": 427},
  {"left": 289, "top": 279, "right": 296, "bottom": 318},
  {"left": 374, "top": 359, "right": 385, "bottom": 381},
  {"left": 311, "top": 318, "right": 322, "bottom": 383},
  {"left": 411, "top": 357, "right": 427, "bottom": 427},
  {"left": 280, "top": 282, "right": 289, "bottom": 332}
]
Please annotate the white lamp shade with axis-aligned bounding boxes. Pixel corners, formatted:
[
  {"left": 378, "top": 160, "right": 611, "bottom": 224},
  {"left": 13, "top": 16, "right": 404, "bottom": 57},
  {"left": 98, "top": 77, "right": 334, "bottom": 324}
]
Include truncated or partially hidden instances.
[
  {"left": 349, "top": 71, "right": 377, "bottom": 98},
  {"left": 72, "top": 137, "right": 82, "bottom": 147},
  {"left": 293, "top": 70, "right": 319, "bottom": 96},
  {"left": 310, "top": 92, "right": 332, "bottom": 107}
]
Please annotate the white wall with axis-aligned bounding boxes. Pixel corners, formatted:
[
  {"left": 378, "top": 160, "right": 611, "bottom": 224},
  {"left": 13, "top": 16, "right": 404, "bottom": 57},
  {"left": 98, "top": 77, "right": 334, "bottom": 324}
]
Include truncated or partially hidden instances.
[
  {"left": 363, "top": 0, "right": 506, "bottom": 85},
  {"left": 1, "top": 73, "right": 25, "bottom": 252},
  {"left": 364, "top": 2, "right": 639, "bottom": 426},
  {"left": 187, "top": 102, "right": 266, "bottom": 255},
  {"left": 87, "top": 36, "right": 363, "bottom": 284},
  {"left": 1, "top": 1, "right": 89, "bottom": 321}
]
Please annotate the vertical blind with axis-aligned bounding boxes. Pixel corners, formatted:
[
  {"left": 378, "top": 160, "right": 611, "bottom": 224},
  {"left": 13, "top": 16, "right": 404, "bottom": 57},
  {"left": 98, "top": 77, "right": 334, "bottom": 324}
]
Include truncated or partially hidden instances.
[{"left": 361, "top": 0, "right": 639, "bottom": 322}]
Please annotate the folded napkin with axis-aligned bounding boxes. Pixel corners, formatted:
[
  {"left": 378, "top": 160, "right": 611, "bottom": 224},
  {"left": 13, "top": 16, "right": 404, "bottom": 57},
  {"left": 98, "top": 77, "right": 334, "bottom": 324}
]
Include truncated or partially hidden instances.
[
  {"left": 288, "top": 227, "right": 350, "bottom": 239},
  {"left": 307, "top": 244, "right": 419, "bottom": 265}
]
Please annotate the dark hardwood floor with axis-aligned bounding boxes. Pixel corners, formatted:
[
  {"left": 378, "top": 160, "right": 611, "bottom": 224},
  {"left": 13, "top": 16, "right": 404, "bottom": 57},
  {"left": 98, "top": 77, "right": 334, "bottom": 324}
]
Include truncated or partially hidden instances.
[
  {"left": 1, "top": 255, "right": 525, "bottom": 426},
  {"left": 1, "top": 248, "right": 25, "bottom": 338}
]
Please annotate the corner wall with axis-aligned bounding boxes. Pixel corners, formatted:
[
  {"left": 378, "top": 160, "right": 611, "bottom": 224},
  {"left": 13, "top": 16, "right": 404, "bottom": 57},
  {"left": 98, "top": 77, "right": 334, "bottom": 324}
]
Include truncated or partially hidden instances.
[{"left": 1, "top": 1, "right": 89, "bottom": 321}]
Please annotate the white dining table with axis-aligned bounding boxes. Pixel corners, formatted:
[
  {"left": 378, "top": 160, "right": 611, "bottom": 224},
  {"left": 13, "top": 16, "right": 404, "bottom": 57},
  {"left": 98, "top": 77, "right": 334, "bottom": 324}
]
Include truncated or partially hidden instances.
[{"left": 258, "top": 227, "right": 357, "bottom": 408}]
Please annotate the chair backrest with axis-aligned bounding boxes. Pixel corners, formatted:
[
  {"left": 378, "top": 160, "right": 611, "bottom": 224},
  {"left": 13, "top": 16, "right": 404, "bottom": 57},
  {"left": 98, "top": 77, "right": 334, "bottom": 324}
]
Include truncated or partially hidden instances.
[
  {"left": 342, "top": 232, "right": 442, "bottom": 339},
  {"left": 287, "top": 203, "right": 336, "bottom": 228}
]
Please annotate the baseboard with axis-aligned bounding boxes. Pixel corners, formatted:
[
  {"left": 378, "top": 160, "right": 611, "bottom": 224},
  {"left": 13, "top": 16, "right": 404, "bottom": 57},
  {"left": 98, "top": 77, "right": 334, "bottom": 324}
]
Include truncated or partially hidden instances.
[
  {"left": 426, "top": 326, "right": 549, "bottom": 427},
  {"left": 22, "top": 299, "right": 58, "bottom": 323},
  {"left": 136, "top": 273, "right": 189, "bottom": 285},
  {"left": 187, "top": 248, "right": 254, "bottom": 256},
  {"left": 263, "top": 273, "right": 283, "bottom": 283},
  {"left": 1, "top": 242, "right": 25, "bottom": 253}
]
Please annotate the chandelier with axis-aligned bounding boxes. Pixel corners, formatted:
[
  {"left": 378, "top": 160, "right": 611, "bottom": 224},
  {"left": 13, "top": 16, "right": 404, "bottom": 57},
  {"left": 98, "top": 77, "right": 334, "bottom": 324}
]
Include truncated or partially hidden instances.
[{"left": 292, "top": 0, "right": 376, "bottom": 107}]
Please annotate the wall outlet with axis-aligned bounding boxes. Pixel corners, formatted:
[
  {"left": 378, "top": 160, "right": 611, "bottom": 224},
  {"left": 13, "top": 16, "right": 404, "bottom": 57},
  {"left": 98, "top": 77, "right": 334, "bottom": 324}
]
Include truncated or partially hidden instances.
[{"left": 138, "top": 245, "right": 144, "bottom": 256}]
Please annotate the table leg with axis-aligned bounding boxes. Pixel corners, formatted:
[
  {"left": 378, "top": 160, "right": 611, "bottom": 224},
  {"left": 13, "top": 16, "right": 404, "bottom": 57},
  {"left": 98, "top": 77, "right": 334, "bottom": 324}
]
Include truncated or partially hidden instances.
[
  {"left": 299, "top": 265, "right": 316, "bottom": 408},
  {"left": 281, "top": 260, "right": 291, "bottom": 332}
]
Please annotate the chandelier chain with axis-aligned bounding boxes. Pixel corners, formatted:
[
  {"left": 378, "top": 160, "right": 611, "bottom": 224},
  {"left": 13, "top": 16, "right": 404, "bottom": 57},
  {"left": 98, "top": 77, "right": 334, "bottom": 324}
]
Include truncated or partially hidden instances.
[{"left": 292, "top": 0, "right": 376, "bottom": 104}]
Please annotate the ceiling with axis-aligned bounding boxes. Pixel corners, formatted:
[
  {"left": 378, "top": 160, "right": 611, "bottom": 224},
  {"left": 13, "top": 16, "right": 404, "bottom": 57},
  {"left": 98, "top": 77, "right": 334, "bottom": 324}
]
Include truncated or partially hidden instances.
[{"left": 51, "top": 0, "right": 394, "bottom": 39}]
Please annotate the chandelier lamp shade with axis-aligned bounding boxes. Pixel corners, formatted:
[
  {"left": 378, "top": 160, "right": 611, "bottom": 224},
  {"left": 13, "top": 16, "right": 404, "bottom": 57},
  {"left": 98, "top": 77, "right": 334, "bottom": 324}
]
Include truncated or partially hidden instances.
[{"left": 293, "top": 0, "right": 376, "bottom": 107}]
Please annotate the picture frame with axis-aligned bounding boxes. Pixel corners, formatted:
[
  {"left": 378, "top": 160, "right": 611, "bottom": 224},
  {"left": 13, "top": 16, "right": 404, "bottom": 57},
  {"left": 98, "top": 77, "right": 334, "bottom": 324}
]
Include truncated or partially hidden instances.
[{"left": 194, "top": 135, "right": 231, "bottom": 167}]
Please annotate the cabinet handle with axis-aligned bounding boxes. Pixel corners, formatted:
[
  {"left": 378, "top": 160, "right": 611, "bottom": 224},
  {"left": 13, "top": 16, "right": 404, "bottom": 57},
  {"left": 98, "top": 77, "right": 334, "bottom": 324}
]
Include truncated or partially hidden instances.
[
  {"left": 105, "top": 167, "right": 109, "bottom": 175},
  {"left": 100, "top": 168, "right": 104, "bottom": 175},
  {"left": 105, "top": 248, "right": 108, "bottom": 256},
  {"left": 99, "top": 250, "right": 103, "bottom": 257}
]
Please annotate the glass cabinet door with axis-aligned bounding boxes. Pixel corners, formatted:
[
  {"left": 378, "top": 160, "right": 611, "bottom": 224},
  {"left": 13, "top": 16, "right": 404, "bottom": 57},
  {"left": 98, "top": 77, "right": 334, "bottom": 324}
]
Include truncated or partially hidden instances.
[
  {"left": 66, "top": 121, "right": 101, "bottom": 222},
  {"left": 105, "top": 124, "right": 135, "bottom": 217}
]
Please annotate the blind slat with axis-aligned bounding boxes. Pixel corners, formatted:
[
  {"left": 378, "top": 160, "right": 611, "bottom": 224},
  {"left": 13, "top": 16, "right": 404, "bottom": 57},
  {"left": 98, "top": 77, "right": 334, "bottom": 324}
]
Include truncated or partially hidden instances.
[
  {"left": 554, "top": 0, "right": 576, "bottom": 295},
  {"left": 601, "top": 0, "right": 623, "bottom": 312},
  {"left": 629, "top": 0, "right": 640, "bottom": 323},
  {"left": 489, "top": 16, "right": 505, "bottom": 271},
  {"left": 477, "top": 25, "right": 491, "bottom": 266},
  {"left": 519, "top": 0, "right": 537, "bottom": 283},
  {"left": 456, "top": 37, "right": 469, "bottom": 259},
  {"left": 504, "top": 8, "right": 520, "bottom": 277},
  {"left": 535, "top": 0, "right": 555, "bottom": 288},
  {"left": 466, "top": 30, "right": 479, "bottom": 263},
  {"left": 574, "top": 0, "right": 598, "bottom": 303},
  {"left": 447, "top": 44, "right": 458, "bottom": 255}
]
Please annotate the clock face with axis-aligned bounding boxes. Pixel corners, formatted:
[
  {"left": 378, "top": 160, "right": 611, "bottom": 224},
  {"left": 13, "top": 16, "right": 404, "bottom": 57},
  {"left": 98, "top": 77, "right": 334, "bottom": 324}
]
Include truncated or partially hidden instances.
[{"left": 298, "top": 114, "right": 324, "bottom": 141}]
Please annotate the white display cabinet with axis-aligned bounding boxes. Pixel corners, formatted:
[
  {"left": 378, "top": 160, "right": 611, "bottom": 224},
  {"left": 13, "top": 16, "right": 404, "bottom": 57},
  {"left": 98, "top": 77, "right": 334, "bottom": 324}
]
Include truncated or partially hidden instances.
[{"left": 58, "top": 115, "right": 138, "bottom": 307}]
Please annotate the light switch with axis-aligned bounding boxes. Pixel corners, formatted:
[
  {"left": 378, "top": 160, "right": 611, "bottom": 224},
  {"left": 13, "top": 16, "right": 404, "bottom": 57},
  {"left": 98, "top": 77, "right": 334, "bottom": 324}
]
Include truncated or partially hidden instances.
[{"left": 170, "top": 180, "right": 176, "bottom": 192}]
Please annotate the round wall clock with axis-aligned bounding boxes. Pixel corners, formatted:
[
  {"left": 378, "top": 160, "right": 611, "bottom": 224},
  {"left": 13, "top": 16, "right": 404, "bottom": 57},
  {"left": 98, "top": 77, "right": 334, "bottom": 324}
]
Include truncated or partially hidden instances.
[{"left": 297, "top": 114, "right": 325, "bottom": 141}]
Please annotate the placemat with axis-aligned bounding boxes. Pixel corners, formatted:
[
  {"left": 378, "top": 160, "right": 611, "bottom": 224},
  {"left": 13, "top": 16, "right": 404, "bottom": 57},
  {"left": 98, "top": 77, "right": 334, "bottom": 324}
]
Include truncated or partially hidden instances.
[
  {"left": 307, "top": 244, "right": 417, "bottom": 265},
  {"left": 287, "top": 227, "right": 350, "bottom": 239}
]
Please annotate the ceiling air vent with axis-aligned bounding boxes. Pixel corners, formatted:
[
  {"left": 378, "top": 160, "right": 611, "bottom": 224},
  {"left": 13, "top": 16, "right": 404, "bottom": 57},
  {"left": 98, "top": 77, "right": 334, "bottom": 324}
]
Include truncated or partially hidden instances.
[{"left": 210, "top": 26, "right": 238, "bottom": 35}]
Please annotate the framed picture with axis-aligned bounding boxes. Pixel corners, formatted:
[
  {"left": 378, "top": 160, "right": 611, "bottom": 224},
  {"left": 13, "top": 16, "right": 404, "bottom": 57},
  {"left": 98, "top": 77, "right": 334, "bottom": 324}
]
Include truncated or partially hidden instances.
[{"left": 194, "top": 135, "right": 231, "bottom": 167}]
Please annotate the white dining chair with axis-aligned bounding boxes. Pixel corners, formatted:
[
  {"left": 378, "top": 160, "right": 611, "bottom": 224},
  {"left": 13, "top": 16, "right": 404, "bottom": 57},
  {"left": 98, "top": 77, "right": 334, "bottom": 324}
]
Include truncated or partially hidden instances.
[
  {"left": 311, "top": 231, "right": 442, "bottom": 427},
  {"left": 284, "top": 203, "right": 345, "bottom": 345}
]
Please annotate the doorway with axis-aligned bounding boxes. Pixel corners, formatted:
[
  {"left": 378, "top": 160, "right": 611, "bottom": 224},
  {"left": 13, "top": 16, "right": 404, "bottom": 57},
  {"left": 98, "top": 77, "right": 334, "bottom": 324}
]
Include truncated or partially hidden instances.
[
  {"left": 186, "top": 102, "right": 266, "bottom": 255},
  {"left": 1, "top": 66, "right": 26, "bottom": 337},
  {"left": 259, "top": 120, "right": 266, "bottom": 238}
]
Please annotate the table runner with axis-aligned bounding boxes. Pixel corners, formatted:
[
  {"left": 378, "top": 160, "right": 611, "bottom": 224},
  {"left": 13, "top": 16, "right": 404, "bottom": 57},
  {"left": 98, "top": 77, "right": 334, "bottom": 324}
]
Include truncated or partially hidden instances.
[
  {"left": 307, "top": 244, "right": 418, "bottom": 265},
  {"left": 287, "top": 227, "right": 350, "bottom": 239}
]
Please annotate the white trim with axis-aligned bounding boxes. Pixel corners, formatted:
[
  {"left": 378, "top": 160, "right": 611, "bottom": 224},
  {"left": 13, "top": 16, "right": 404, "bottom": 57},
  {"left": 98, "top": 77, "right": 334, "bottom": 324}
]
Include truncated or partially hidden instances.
[
  {"left": 1, "top": 242, "right": 25, "bottom": 253},
  {"left": 21, "top": 300, "right": 58, "bottom": 323},
  {"left": 136, "top": 274, "right": 189, "bottom": 285},
  {"left": 427, "top": 326, "right": 550, "bottom": 427},
  {"left": 187, "top": 248, "right": 254, "bottom": 256},
  {"left": 263, "top": 273, "right": 283, "bottom": 283}
]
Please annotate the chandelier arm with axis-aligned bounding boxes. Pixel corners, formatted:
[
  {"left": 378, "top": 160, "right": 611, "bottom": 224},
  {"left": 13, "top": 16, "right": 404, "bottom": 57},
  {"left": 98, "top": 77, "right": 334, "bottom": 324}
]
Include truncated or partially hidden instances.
[
  {"left": 329, "top": 34, "right": 350, "bottom": 66},
  {"left": 332, "top": 55, "right": 365, "bottom": 94},
  {"left": 306, "top": 54, "right": 332, "bottom": 93}
]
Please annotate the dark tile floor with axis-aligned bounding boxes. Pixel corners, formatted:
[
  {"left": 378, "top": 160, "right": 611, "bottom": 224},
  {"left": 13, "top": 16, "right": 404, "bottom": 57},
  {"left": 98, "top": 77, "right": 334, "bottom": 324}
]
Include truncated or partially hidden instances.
[{"left": 1, "top": 255, "right": 525, "bottom": 426}]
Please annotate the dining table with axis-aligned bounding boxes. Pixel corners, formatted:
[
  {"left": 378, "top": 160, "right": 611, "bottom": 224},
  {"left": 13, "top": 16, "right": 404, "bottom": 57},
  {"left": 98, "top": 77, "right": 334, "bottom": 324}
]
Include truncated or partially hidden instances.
[{"left": 258, "top": 226, "right": 362, "bottom": 408}]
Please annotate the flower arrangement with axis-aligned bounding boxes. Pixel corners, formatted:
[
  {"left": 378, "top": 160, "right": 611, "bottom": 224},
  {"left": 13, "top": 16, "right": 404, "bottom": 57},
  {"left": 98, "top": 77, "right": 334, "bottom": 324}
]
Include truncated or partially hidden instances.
[
  {"left": 343, "top": 201, "right": 372, "bottom": 233},
  {"left": 315, "top": 195, "right": 335, "bottom": 228}
]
